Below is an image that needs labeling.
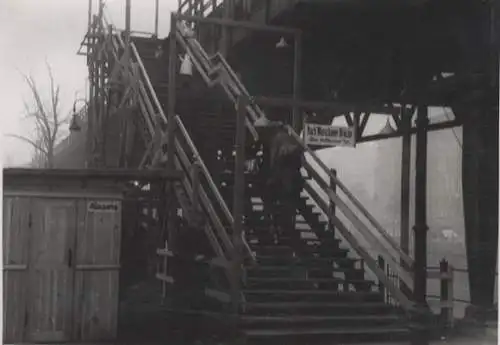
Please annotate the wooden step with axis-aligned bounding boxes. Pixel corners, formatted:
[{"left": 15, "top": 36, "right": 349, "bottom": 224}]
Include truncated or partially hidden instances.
[
  {"left": 241, "top": 314, "right": 407, "bottom": 331},
  {"left": 244, "top": 326, "right": 410, "bottom": 342},
  {"left": 243, "top": 289, "right": 383, "bottom": 303},
  {"left": 254, "top": 255, "right": 361, "bottom": 266},
  {"left": 241, "top": 314, "right": 402, "bottom": 324},
  {"left": 243, "top": 301, "right": 401, "bottom": 316},
  {"left": 245, "top": 277, "right": 375, "bottom": 290}
]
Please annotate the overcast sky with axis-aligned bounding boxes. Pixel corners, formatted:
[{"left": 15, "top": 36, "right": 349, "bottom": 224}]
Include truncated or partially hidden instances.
[
  {"left": 0, "top": 0, "right": 454, "bottom": 168},
  {"left": 0, "top": 0, "right": 177, "bottom": 167}
]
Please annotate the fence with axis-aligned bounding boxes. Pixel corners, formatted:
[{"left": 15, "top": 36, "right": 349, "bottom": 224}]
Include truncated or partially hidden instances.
[{"left": 378, "top": 256, "right": 455, "bottom": 329}]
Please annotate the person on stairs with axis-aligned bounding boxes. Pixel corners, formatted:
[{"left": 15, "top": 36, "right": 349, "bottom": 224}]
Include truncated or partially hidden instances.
[{"left": 254, "top": 116, "right": 305, "bottom": 253}]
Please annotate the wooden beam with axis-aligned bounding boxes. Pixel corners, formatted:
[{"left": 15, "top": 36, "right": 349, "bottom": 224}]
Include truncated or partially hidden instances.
[
  {"left": 252, "top": 96, "right": 397, "bottom": 115},
  {"left": 3, "top": 168, "right": 183, "bottom": 181},
  {"left": 358, "top": 119, "right": 460, "bottom": 143},
  {"left": 292, "top": 32, "right": 303, "bottom": 132},
  {"left": 175, "top": 13, "right": 300, "bottom": 34}
]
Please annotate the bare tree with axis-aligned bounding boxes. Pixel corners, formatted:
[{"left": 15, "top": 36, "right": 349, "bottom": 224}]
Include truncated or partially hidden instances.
[{"left": 8, "top": 63, "right": 69, "bottom": 168}]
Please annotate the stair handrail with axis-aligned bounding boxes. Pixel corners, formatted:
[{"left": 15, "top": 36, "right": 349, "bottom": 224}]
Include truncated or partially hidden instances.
[
  {"left": 173, "top": 24, "right": 413, "bottom": 273},
  {"left": 211, "top": 49, "right": 415, "bottom": 281},
  {"left": 176, "top": 24, "right": 413, "bottom": 269},
  {"left": 100, "top": 13, "right": 255, "bottom": 264},
  {"left": 174, "top": 23, "right": 419, "bottom": 311}
]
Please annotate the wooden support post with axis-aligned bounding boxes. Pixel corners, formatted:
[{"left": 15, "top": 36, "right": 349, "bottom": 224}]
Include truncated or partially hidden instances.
[
  {"left": 377, "top": 255, "right": 386, "bottom": 301},
  {"left": 439, "top": 259, "right": 453, "bottom": 330},
  {"left": 400, "top": 106, "right": 412, "bottom": 297},
  {"left": 231, "top": 95, "right": 247, "bottom": 314},
  {"left": 154, "top": 0, "right": 159, "bottom": 37},
  {"left": 166, "top": 13, "right": 178, "bottom": 271},
  {"left": 167, "top": 13, "right": 177, "bottom": 170},
  {"left": 292, "top": 32, "right": 303, "bottom": 132},
  {"left": 411, "top": 105, "right": 430, "bottom": 345},
  {"left": 221, "top": 0, "right": 231, "bottom": 57},
  {"left": 125, "top": 0, "right": 131, "bottom": 44},
  {"left": 190, "top": 162, "right": 201, "bottom": 212},
  {"left": 87, "top": 0, "right": 92, "bottom": 39},
  {"left": 233, "top": 95, "right": 247, "bottom": 260},
  {"left": 328, "top": 168, "right": 337, "bottom": 236}
]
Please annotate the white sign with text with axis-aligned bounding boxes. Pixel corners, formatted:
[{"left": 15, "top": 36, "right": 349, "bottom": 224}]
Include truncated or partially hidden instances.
[{"left": 304, "top": 123, "right": 356, "bottom": 147}]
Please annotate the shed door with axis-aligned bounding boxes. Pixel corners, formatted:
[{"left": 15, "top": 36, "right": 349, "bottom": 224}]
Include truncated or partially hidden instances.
[
  {"left": 27, "top": 199, "right": 76, "bottom": 342},
  {"left": 73, "top": 199, "right": 121, "bottom": 341}
]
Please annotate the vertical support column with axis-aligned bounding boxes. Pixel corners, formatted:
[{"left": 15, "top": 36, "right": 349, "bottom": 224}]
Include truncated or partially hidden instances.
[
  {"left": 231, "top": 95, "right": 247, "bottom": 313},
  {"left": 86, "top": 16, "right": 95, "bottom": 168},
  {"left": 154, "top": 0, "right": 159, "bottom": 37},
  {"left": 292, "top": 31, "right": 303, "bottom": 132},
  {"left": 221, "top": 0, "right": 232, "bottom": 57},
  {"left": 167, "top": 13, "right": 178, "bottom": 169},
  {"left": 125, "top": 0, "right": 131, "bottom": 44},
  {"left": 411, "top": 105, "right": 429, "bottom": 345},
  {"left": 329, "top": 169, "right": 337, "bottom": 236},
  {"left": 400, "top": 106, "right": 412, "bottom": 296},
  {"left": 87, "top": 0, "right": 92, "bottom": 41},
  {"left": 166, "top": 13, "right": 178, "bottom": 260}
]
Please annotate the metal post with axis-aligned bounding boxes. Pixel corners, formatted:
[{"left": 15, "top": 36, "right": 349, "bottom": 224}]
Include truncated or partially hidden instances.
[
  {"left": 292, "top": 32, "right": 303, "bottom": 132},
  {"left": 400, "top": 106, "right": 412, "bottom": 296},
  {"left": 154, "top": 0, "right": 159, "bottom": 37},
  {"left": 411, "top": 105, "right": 429, "bottom": 345}
]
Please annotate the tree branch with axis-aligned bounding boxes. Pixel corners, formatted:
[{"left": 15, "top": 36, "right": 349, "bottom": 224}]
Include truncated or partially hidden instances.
[{"left": 5, "top": 134, "right": 49, "bottom": 155}]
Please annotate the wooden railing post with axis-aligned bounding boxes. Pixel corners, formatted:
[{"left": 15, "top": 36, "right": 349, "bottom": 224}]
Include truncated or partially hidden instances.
[
  {"left": 329, "top": 168, "right": 337, "bottom": 236},
  {"left": 190, "top": 161, "right": 201, "bottom": 212},
  {"left": 439, "top": 259, "right": 454, "bottom": 330},
  {"left": 378, "top": 255, "right": 386, "bottom": 301},
  {"left": 229, "top": 95, "right": 247, "bottom": 314}
]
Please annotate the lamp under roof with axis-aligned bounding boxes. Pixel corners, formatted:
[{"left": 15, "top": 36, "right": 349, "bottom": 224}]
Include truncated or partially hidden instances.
[{"left": 378, "top": 118, "right": 396, "bottom": 135}]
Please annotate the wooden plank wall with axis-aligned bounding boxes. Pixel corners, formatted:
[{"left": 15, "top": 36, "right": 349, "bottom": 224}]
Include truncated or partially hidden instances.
[
  {"left": 27, "top": 199, "right": 76, "bottom": 342},
  {"left": 3, "top": 197, "right": 30, "bottom": 343},
  {"left": 3, "top": 194, "right": 122, "bottom": 343},
  {"left": 73, "top": 199, "right": 122, "bottom": 341}
]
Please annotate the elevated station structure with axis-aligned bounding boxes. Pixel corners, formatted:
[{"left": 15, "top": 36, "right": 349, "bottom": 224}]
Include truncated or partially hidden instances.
[{"left": 58, "top": 0, "right": 498, "bottom": 343}]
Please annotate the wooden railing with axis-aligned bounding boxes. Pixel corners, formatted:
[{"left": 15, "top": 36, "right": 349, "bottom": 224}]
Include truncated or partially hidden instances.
[
  {"left": 173, "top": 17, "right": 420, "bottom": 313},
  {"left": 178, "top": 0, "right": 224, "bottom": 18},
  {"left": 96, "top": 11, "right": 257, "bottom": 268}
]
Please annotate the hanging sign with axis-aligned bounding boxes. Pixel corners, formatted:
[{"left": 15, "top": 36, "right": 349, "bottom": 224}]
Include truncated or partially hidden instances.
[
  {"left": 304, "top": 123, "right": 356, "bottom": 147},
  {"left": 87, "top": 200, "right": 120, "bottom": 213}
]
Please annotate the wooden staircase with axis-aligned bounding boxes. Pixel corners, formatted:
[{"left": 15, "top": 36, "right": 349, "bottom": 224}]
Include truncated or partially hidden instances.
[
  {"left": 90, "top": 11, "right": 422, "bottom": 341},
  {"left": 216, "top": 170, "right": 411, "bottom": 343},
  {"left": 128, "top": 31, "right": 413, "bottom": 343}
]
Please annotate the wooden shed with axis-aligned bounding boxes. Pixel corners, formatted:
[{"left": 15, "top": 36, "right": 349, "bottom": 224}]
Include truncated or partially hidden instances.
[{"left": 2, "top": 168, "right": 181, "bottom": 343}]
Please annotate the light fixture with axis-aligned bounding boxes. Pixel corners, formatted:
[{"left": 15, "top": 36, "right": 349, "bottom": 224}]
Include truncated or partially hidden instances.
[
  {"left": 179, "top": 53, "right": 193, "bottom": 76},
  {"left": 378, "top": 118, "right": 396, "bottom": 135},
  {"left": 276, "top": 36, "right": 288, "bottom": 48},
  {"left": 70, "top": 97, "right": 87, "bottom": 132}
]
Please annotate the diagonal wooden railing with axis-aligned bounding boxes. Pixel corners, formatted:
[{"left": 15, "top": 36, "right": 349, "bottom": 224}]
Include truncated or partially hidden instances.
[
  {"left": 92, "top": 11, "right": 255, "bottom": 270},
  {"left": 173, "top": 18, "right": 419, "bottom": 313}
]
